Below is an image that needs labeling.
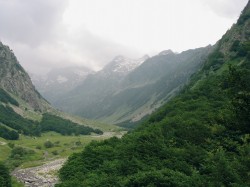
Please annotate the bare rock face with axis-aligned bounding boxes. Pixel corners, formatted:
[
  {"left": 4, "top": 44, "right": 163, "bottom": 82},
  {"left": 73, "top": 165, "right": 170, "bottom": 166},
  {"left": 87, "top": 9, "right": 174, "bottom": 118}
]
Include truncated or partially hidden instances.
[{"left": 0, "top": 42, "right": 49, "bottom": 111}]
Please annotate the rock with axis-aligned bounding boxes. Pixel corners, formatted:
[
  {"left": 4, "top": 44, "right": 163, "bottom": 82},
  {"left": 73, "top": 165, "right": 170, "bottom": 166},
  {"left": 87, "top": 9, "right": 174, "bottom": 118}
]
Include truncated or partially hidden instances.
[{"left": 12, "top": 159, "right": 66, "bottom": 187}]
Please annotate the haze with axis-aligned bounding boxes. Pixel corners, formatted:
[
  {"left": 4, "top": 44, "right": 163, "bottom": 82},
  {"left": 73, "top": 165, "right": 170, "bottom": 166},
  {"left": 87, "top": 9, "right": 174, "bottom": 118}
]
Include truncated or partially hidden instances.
[{"left": 0, "top": 0, "right": 248, "bottom": 74}]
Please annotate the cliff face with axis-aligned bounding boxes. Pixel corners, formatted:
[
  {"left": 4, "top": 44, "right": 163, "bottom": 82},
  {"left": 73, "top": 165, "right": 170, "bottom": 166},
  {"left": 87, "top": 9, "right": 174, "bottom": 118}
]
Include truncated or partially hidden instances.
[{"left": 0, "top": 42, "right": 49, "bottom": 111}]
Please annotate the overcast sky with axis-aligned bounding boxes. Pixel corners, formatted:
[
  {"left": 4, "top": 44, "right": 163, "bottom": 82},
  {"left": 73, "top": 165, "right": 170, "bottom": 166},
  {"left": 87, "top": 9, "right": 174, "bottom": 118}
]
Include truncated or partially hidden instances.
[{"left": 0, "top": 0, "right": 248, "bottom": 74}]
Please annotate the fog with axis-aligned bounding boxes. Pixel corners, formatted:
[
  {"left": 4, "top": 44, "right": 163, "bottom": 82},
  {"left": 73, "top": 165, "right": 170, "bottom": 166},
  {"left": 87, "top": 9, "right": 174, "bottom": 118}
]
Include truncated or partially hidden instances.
[{"left": 0, "top": 0, "right": 248, "bottom": 74}]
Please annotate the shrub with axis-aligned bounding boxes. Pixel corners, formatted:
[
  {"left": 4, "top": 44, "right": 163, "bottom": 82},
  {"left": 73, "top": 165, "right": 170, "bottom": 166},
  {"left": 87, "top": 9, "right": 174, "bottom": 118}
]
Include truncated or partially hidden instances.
[{"left": 44, "top": 141, "right": 54, "bottom": 148}]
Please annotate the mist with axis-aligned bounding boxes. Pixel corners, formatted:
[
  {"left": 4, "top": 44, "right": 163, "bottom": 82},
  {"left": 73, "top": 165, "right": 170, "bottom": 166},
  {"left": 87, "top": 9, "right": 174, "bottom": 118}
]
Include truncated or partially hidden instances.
[{"left": 0, "top": 0, "right": 247, "bottom": 75}]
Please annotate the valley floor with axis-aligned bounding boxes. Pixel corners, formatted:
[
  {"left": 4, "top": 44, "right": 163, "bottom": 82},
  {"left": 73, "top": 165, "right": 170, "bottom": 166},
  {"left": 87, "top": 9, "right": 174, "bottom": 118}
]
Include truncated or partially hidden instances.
[{"left": 1, "top": 130, "right": 126, "bottom": 187}]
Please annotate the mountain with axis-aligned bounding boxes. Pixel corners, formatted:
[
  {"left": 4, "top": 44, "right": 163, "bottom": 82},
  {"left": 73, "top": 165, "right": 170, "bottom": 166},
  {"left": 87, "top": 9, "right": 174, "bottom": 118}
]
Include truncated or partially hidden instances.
[
  {"left": 31, "top": 66, "right": 94, "bottom": 104},
  {"left": 52, "top": 55, "right": 149, "bottom": 119},
  {"left": 103, "top": 55, "right": 149, "bottom": 75},
  {"left": 0, "top": 42, "right": 49, "bottom": 112},
  {"left": 58, "top": 1, "right": 250, "bottom": 186},
  {"left": 0, "top": 41, "right": 104, "bottom": 141},
  {"left": 55, "top": 47, "right": 212, "bottom": 125}
]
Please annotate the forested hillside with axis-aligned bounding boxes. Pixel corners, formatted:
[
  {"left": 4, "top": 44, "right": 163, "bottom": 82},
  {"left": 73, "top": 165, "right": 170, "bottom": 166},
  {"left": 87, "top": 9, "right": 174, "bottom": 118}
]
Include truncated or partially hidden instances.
[
  {"left": 0, "top": 104, "right": 103, "bottom": 140},
  {"left": 57, "top": 2, "right": 250, "bottom": 186}
]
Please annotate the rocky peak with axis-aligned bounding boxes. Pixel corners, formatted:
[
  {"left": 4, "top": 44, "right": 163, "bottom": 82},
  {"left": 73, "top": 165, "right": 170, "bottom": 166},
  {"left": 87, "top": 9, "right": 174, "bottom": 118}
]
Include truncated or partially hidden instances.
[
  {"left": 158, "top": 49, "right": 174, "bottom": 56},
  {"left": 0, "top": 41, "right": 49, "bottom": 111},
  {"left": 103, "top": 55, "right": 149, "bottom": 75}
]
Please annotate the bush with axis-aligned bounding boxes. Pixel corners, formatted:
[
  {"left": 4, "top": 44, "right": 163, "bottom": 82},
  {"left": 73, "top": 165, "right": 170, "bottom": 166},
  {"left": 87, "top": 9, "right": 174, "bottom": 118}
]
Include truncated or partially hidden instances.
[
  {"left": 36, "top": 145, "right": 42, "bottom": 150},
  {"left": 44, "top": 141, "right": 54, "bottom": 148},
  {"left": 52, "top": 150, "right": 58, "bottom": 155},
  {"left": 7, "top": 143, "right": 15, "bottom": 149}
]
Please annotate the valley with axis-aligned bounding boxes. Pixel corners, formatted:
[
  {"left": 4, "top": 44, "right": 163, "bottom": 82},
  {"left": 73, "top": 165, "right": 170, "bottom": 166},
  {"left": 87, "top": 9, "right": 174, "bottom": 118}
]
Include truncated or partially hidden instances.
[
  {"left": 0, "top": 130, "right": 124, "bottom": 186},
  {"left": 0, "top": 1, "right": 249, "bottom": 187}
]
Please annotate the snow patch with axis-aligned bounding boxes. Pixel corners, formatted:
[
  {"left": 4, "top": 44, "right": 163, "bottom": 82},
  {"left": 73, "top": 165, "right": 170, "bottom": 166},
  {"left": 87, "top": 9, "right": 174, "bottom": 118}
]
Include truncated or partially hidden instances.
[
  {"left": 112, "top": 55, "right": 149, "bottom": 74},
  {"left": 57, "top": 75, "right": 68, "bottom": 83}
]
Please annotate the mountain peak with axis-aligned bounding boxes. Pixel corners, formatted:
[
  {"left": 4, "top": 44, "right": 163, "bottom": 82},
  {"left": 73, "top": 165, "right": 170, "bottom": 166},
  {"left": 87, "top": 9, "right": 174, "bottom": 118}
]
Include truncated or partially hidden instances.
[
  {"left": 0, "top": 41, "right": 49, "bottom": 111},
  {"left": 113, "top": 55, "right": 126, "bottom": 62},
  {"left": 104, "top": 55, "right": 148, "bottom": 74},
  {"left": 158, "top": 49, "right": 174, "bottom": 56}
]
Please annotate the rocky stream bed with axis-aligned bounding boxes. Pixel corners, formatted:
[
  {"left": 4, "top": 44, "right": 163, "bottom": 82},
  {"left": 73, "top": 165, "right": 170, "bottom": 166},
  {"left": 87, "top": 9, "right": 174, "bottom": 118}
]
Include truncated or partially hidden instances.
[{"left": 12, "top": 158, "right": 66, "bottom": 187}]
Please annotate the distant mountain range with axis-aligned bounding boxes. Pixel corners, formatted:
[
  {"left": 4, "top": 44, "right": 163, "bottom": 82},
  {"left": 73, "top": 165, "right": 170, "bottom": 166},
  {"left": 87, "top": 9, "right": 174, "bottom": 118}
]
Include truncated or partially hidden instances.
[
  {"left": 36, "top": 46, "right": 213, "bottom": 125},
  {"left": 30, "top": 66, "right": 94, "bottom": 103},
  {"left": 0, "top": 41, "right": 106, "bottom": 140}
]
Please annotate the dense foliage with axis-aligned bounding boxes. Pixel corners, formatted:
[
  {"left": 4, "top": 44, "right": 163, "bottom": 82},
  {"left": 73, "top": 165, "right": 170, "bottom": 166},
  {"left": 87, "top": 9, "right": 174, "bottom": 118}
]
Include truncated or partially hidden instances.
[
  {"left": 0, "top": 105, "right": 39, "bottom": 137},
  {"left": 57, "top": 9, "right": 250, "bottom": 186},
  {"left": 40, "top": 114, "right": 103, "bottom": 135},
  {"left": 0, "top": 106, "right": 103, "bottom": 139},
  {"left": 0, "top": 125, "right": 19, "bottom": 140},
  {"left": 57, "top": 62, "right": 250, "bottom": 186},
  {"left": 0, "top": 88, "right": 19, "bottom": 106},
  {"left": 0, "top": 163, "right": 11, "bottom": 187}
]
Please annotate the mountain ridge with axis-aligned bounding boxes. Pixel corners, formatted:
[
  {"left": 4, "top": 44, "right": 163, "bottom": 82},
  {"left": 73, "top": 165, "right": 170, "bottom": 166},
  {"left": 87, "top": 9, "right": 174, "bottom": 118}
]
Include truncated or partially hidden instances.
[
  {"left": 0, "top": 42, "right": 49, "bottom": 112},
  {"left": 54, "top": 45, "right": 212, "bottom": 125},
  {"left": 57, "top": 2, "right": 250, "bottom": 186}
]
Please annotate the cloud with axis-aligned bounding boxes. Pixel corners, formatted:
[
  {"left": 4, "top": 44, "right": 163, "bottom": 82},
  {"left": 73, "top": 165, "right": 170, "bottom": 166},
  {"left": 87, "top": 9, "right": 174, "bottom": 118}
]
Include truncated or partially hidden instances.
[
  {"left": 202, "top": 0, "right": 248, "bottom": 19},
  {"left": 0, "top": 0, "right": 68, "bottom": 46},
  {"left": 0, "top": 0, "right": 137, "bottom": 74},
  {"left": 0, "top": 0, "right": 248, "bottom": 75}
]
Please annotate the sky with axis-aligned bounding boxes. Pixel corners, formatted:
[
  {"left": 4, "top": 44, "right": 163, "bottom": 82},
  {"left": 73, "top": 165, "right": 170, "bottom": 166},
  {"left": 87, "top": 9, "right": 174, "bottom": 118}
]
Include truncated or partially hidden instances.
[{"left": 0, "top": 0, "right": 248, "bottom": 74}]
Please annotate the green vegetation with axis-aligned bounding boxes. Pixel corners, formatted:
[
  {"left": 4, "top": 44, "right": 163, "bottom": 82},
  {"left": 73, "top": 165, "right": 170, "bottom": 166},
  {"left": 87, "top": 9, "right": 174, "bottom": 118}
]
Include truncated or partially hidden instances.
[
  {"left": 40, "top": 113, "right": 103, "bottom": 136},
  {"left": 0, "top": 125, "right": 19, "bottom": 140},
  {"left": 0, "top": 162, "right": 11, "bottom": 187},
  {"left": 0, "top": 88, "right": 19, "bottom": 106},
  {"left": 0, "top": 132, "right": 117, "bottom": 171},
  {"left": 58, "top": 59, "right": 250, "bottom": 186},
  {"left": 57, "top": 10, "right": 250, "bottom": 186},
  {"left": 44, "top": 140, "right": 54, "bottom": 148},
  {"left": 0, "top": 106, "right": 103, "bottom": 139},
  {"left": 0, "top": 105, "right": 39, "bottom": 137},
  {"left": 11, "top": 177, "right": 24, "bottom": 187}
]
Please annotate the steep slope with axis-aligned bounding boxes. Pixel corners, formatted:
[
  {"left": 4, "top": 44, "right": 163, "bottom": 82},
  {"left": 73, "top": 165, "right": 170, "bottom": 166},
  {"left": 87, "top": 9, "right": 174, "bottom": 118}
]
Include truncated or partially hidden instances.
[
  {"left": 0, "top": 42, "right": 49, "bottom": 111},
  {"left": 54, "top": 55, "right": 149, "bottom": 119},
  {"left": 57, "top": 1, "right": 250, "bottom": 186},
  {"left": 31, "top": 66, "right": 94, "bottom": 104},
  {"left": 56, "top": 47, "right": 212, "bottom": 125},
  {"left": 0, "top": 41, "right": 106, "bottom": 141}
]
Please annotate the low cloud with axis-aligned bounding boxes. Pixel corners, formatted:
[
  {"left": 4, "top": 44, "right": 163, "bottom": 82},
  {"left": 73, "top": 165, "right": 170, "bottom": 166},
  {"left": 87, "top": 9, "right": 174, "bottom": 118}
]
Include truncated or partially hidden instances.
[
  {"left": 0, "top": 0, "right": 138, "bottom": 74},
  {"left": 0, "top": 0, "right": 248, "bottom": 75},
  {"left": 0, "top": 0, "right": 68, "bottom": 46},
  {"left": 202, "top": 0, "right": 248, "bottom": 19}
]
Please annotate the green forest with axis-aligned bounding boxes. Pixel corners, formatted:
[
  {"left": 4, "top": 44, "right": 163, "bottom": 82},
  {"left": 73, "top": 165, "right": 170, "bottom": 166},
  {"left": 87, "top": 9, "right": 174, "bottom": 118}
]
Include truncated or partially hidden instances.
[
  {"left": 0, "top": 163, "right": 11, "bottom": 187},
  {"left": 0, "top": 88, "right": 19, "bottom": 106},
  {"left": 0, "top": 2, "right": 249, "bottom": 187},
  {"left": 56, "top": 10, "right": 250, "bottom": 186},
  {"left": 0, "top": 106, "right": 103, "bottom": 140}
]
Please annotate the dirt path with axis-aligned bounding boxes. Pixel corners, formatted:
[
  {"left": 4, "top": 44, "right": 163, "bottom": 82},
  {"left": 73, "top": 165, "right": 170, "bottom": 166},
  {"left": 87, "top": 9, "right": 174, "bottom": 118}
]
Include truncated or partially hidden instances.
[{"left": 12, "top": 158, "right": 66, "bottom": 187}]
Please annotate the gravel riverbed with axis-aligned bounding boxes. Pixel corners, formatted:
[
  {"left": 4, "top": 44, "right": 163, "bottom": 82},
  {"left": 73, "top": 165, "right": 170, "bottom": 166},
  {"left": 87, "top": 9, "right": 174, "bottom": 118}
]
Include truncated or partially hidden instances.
[{"left": 12, "top": 158, "right": 66, "bottom": 187}]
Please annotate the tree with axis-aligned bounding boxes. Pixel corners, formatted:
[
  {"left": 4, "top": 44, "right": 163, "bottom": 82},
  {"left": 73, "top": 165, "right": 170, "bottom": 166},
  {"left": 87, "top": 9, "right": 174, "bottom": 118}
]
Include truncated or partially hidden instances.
[
  {"left": 227, "top": 65, "right": 250, "bottom": 133},
  {"left": 0, "top": 163, "right": 11, "bottom": 187}
]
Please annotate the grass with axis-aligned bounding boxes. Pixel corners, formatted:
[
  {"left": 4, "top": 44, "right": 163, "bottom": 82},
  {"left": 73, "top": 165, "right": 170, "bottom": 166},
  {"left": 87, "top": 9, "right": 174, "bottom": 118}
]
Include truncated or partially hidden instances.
[
  {"left": 54, "top": 110, "right": 122, "bottom": 132},
  {"left": 12, "top": 177, "right": 24, "bottom": 187},
  {"left": 1, "top": 131, "right": 121, "bottom": 169},
  {"left": 0, "top": 142, "right": 11, "bottom": 161}
]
